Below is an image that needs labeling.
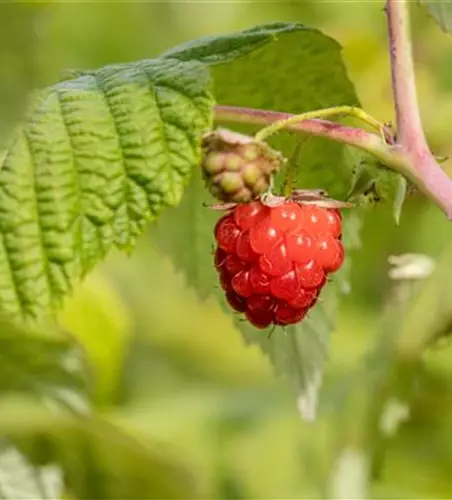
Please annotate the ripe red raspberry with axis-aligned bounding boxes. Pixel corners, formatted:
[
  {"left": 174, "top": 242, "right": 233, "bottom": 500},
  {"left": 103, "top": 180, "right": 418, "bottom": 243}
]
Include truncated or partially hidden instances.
[{"left": 213, "top": 199, "right": 344, "bottom": 330}]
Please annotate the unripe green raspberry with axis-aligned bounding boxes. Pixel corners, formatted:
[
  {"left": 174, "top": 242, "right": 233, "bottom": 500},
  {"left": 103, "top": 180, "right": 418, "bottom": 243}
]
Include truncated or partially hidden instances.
[{"left": 201, "top": 129, "right": 284, "bottom": 203}]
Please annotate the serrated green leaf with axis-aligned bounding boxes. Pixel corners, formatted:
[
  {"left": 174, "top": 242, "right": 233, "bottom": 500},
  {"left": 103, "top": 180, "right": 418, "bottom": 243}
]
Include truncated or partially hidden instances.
[
  {"left": 0, "top": 398, "right": 195, "bottom": 500},
  {"left": 348, "top": 153, "right": 408, "bottom": 223},
  {"left": 0, "top": 316, "right": 87, "bottom": 410},
  {"left": 152, "top": 169, "right": 218, "bottom": 298},
  {"left": 418, "top": 0, "right": 452, "bottom": 34},
  {"left": 0, "top": 57, "right": 213, "bottom": 320},
  {"left": 173, "top": 22, "right": 359, "bottom": 199},
  {"left": 163, "top": 22, "right": 311, "bottom": 64},
  {"left": 166, "top": 22, "right": 361, "bottom": 198}
]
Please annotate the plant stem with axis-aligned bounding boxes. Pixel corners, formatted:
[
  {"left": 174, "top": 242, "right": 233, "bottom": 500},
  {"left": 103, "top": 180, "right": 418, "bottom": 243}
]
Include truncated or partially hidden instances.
[
  {"left": 387, "top": 0, "right": 425, "bottom": 149},
  {"left": 214, "top": 105, "right": 390, "bottom": 159},
  {"left": 254, "top": 105, "right": 387, "bottom": 142},
  {"left": 386, "top": 0, "right": 452, "bottom": 219},
  {"left": 214, "top": 105, "right": 408, "bottom": 188}
]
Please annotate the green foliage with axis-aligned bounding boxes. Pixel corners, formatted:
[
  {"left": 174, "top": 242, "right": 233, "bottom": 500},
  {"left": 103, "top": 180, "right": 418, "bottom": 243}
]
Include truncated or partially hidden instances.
[
  {"left": 58, "top": 271, "right": 132, "bottom": 407},
  {"left": 348, "top": 154, "right": 408, "bottom": 224},
  {"left": 0, "top": 58, "right": 213, "bottom": 320},
  {"left": 418, "top": 0, "right": 452, "bottom": 34},
  {"left": 153, "top": 171, "right": 218, "bottom": 299},
  {"left": 1, "top": 6, "right": 451, "bottom": 498},
  {"left": 0, "top": 282, "right": 194, "bottom": 499},
  {"left": 0, "top": 315, "right": 85, "bottom": 497},
  {"left": 188, "top": 23, "right": 360, "bottom": 199},
  {"left": 164, "top": 22, "right": 313, "bottom": 64},
  {"left": 329, "top": 248, "right": 452, "bottom": 495}
]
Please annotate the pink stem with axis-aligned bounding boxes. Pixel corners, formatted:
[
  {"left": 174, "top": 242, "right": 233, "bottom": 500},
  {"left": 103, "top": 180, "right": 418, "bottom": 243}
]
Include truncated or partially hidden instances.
[
  {"left": 214, "top": 105, "right": 387, "bottom": 155},
  {"left": 387, "top": 0, "right": 425, "bottom": 148},
  {"left": 386, "top": 0, "right": 452, "bottom": 218}
]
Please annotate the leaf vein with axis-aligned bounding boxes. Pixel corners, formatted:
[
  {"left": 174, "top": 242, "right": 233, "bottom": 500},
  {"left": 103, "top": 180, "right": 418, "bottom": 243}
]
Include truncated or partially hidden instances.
[
  {"left": 0, "top": 233, "right": 21, "bottom": 317},
  {"left": 55, "top": 89, "right": 84, "bottom": 270},
  {"left": 23, "top": 131, "right": 53, "bottom": 306},
  {"left": 93, "top": 73, "right": 131, "bottom": 240}
]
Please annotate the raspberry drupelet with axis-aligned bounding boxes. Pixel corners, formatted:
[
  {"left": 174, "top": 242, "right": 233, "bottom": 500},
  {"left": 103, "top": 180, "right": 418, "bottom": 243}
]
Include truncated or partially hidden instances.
[{"left": 214, "top": 199, "right": 344, "bottom": 329}]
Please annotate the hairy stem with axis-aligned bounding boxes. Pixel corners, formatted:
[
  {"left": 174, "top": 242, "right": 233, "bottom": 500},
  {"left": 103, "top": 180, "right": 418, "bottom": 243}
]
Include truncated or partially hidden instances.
[
  {"left": 386, "top": 0, "right": 452, "bottom": 218},
  {"left": 387, "top": 0, "right": 425, "bottom": 149}
]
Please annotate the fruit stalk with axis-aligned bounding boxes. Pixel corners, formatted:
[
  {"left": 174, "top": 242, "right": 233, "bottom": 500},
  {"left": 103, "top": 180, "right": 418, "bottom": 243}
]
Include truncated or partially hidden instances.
[
  {"left": 214, "top": 105, "right": 389, "bottom": 157},
  {"left": 254, "top": 105, "right": 390, "bottom": 143}
]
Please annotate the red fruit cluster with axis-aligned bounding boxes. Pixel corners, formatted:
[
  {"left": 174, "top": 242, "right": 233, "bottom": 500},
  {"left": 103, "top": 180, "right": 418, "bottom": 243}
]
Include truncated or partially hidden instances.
[{"left": 214, "top": 199, "right": 344, "bottom": 329}]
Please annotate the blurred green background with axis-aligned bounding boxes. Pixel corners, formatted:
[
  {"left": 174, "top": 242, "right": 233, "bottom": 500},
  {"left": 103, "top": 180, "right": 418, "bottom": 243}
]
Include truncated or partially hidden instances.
[{"left": 3, "top": 1, "right": 452, "bottom": 498}]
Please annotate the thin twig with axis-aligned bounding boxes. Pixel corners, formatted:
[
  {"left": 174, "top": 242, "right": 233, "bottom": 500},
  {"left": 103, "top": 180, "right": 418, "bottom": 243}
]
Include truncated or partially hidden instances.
[
  {"left": 214, "top": 105, "right": 389, "bottom": 158},
  {"left": 254, "top": 105, "right": 388, "bottom": 142}
]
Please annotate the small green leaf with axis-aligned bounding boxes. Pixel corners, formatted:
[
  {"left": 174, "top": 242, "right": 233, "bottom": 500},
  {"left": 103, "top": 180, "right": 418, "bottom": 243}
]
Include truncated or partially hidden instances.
[
  {"left": 0, "top": 58, "right": 213, "bottom": 320},
  {"left": 418, "top": 0, "right": 452, "bottom": 34},
  {"left": 394, "top": 176, "right": 408, "bottom": 225},
  {"left": 348, "top": 153, "right": 408, "bottom": 223}
]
